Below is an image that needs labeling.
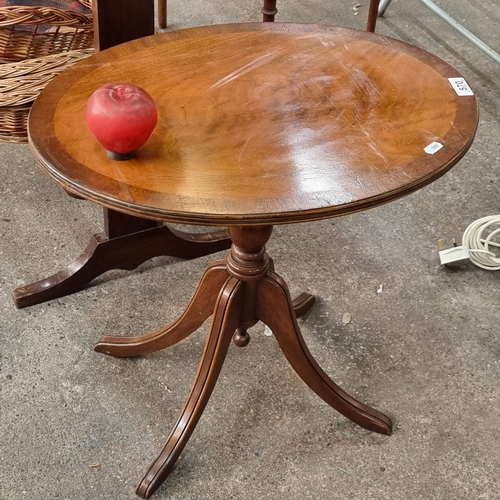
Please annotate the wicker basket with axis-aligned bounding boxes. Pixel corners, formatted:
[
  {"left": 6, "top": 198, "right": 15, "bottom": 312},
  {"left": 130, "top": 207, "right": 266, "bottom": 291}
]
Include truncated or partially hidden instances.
[
  {"left": 0, "top": 5, "right": 93, "bottom": 142},
  {"left": 0, "top": 48, "right": 93, "bottom": 142}
]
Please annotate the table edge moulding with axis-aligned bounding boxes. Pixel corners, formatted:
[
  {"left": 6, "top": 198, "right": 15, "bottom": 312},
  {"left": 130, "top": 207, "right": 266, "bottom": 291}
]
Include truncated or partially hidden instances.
[{"left": 28, "top": 23, "right": 478, "bottom": 228}]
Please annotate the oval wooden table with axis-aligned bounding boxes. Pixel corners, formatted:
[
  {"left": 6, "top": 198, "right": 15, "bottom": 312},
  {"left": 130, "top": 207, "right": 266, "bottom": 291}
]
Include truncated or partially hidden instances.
[{"left": 28, "top": 23, "right": 478, "bottom": 499}]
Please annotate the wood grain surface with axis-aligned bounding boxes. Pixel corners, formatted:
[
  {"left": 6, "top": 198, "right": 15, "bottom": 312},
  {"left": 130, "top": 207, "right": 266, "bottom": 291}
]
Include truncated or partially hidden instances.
[{"left": 28, "top": 23, "right": 479, "bottom": 226}]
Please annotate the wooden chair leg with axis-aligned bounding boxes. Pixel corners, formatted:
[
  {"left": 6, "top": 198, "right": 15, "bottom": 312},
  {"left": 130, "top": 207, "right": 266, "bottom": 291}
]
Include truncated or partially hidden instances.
[
  {"left": 262, "top": 0, "right": 277, "bottom": 22},
  {"left": 366, "top": 0, "right": 380, "bottom": 32},
  {"left": 158, "top": 0, "right": 166, "bottom": 29}
]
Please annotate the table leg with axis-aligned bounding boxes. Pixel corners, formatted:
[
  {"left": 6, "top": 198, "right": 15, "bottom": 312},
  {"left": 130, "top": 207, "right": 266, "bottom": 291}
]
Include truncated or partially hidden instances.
[
  {"left": 94, "top": 262, "right": 314, "bottom": 358},
  {"left": 366, "top": 0, "right": 381, "bottom": 32},
  {"left": 95, "top": 260, "right": 230, "bottom": 357},
  {"left": 96, "top": 225, "right": 391, "bottom": 498},
  {"left": 257, "top": 270, "right": 392, "bottom": 434},
  {"left": 136, "top": 277, "right": 245, "bottom": 499},
  {"left": 12, "top": 209, "right": 231, "bottom": 308}
]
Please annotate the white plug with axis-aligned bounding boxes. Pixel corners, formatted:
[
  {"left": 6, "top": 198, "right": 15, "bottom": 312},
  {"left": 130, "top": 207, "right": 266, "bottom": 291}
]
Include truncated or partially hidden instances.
[{"left": 439, "top": 245, "right": 470, "bottom": 265}]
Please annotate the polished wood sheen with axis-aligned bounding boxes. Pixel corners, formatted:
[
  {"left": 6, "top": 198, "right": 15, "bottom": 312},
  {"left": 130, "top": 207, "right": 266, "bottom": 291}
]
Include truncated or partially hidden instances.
[
  {"left": 26, "top": 23, "right": 478, "bottom": 499},
  {"left": 12, "top": 0, "right": 232, "bottom": 308},
  {"left": 92, "top": 0, "right": 155, "bottom": 52},
  {"left": 29, "top": 23, "right": 478, "bottom": 226}
]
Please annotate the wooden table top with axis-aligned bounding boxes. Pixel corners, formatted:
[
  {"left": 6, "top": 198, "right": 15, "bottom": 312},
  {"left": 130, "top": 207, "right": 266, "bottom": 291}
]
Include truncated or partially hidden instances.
[{"left": 28, "top": 23, "right": 479, "bottom": 226}]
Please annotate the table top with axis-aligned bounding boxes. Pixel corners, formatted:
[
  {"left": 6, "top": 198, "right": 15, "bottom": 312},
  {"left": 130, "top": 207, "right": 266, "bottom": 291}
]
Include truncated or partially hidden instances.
[{"left": 28, "top": 23, "right": 479, "bottom": 226}]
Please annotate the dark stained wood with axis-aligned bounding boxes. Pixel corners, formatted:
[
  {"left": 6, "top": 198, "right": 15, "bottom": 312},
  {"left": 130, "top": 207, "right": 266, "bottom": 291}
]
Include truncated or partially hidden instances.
[
  {"left": 136, "top": 277, "right": 244, "bottom": 499},
  {"left": 29, "top": 23, "right": 478, "bottom": 227},
  {"left": 262, "top": 0, "right": 278, "bottom": 22},
  {"left": 12, "top": 225, "right": 231, "bottom": 308},
  {"left": 92, "top": 0, "right": 155, "bottom": 51},
  {"left": 94, "top": 256, "right": 315, "bottom": 357},
  {"left": 366, "top": 0, "right": 380, "bottom": 32},
  {"left": 158, "top": 0, "right": 166, "bottom": 29},
  {"left": 95, "top": 260, "right": 229, "bottom": 357},
  {"left": 99, "top": 225, "right": 392, "bottom": 498},
  {"left": 257, "top": 270, "right": 392, "bottom": 434},
  {"left": 104, "top": 208, "right": 158, "bottom": 238}
]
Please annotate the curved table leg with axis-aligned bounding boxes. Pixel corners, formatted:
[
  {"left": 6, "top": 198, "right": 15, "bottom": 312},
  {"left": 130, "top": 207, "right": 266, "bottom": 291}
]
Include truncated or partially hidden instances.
[
  {"left": 12, "top": 224, "right": 230, "bottom": 309},
  {"left": 257, "top": 270, "right": 392, "bottom": 435},
  {"left": 268, "top": 257, "right": 315, "bottom": 319},
  {"left": 136, "top": 277, "right": 244, "bottom": 499},
  {"left": 94, "top": 261, "right": 229, "bottom": 357}
]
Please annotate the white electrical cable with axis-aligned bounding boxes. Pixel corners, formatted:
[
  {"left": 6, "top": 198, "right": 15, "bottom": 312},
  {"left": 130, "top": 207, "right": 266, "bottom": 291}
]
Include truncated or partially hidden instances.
[{"left": 462, "top": 215, "right": 500, "bottom": 270}]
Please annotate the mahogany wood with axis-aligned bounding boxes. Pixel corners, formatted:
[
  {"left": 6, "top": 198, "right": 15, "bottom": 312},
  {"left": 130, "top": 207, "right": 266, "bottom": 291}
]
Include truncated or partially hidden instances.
[
  {"left": 103, "top": 208, "right": 159, "bottom": 238},
  {"left": 262, "top": 0, "right": 278, "bottom": 22},
  {"left": 26, "top": 22, "right": 478, "bottom": 499},
  {"left": 136, "top": 277, "right": 244, "bottom": 499},
  {"left": 366, "top": 0, "right": 381, "bottom": 32},
  {"left": 158, "top": 0, "right": 167, "bottom": 29},
  {"left": 257, "top": 270, "right": 392, "bottom": 434},
  {"left": 28, "top": 23, "right": 478, "bottom": 226},
  {"left": 97, "top": 225, "right": 391, "bottom": 499},
  {"left": 92, "top": 0, "right": 155, "bottom": 52},
  {"left": 94, "top": 258, "right": 315, "bottom": 357},
  {"left": 13, "top": 226, "right": 231, "bottom": 308}
]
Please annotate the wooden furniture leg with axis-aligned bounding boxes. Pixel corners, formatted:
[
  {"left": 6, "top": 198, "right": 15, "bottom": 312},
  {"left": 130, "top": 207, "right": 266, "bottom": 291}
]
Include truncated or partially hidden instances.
[
  {"left": 12, "top": 209, "right": 231, "bottom": 308},
  {"left": 366, "top": 0, "right": 381, "bottom": 32},
  {"left": 158, "top": 0, "right": 166, "bottom": 29},
  {"left": 94, "top": 260, "right": 314, "bottom": 358},
  {"left": 262, "top": 0, "right": 277, "bottom": 21},
  {"left": 96, "top": 225, "right": 391, "bottom": 499},
  {"left": 262, "top": 0, "right": 379, "bottom": 31},
  {"left": 257, "top": 270, "right": 392, "bottom": 434},
  {"left": 136, "top": 277, "right": 244, "bottom": 499},
  {"left": 95, "top": 260, "right": 230, "bottom": 357}
]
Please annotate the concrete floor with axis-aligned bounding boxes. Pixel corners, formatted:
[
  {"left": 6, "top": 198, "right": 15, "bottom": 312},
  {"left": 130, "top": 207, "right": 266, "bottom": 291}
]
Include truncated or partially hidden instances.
[{"left": 1, "top": 1, "right": 499, "bottom": 499}]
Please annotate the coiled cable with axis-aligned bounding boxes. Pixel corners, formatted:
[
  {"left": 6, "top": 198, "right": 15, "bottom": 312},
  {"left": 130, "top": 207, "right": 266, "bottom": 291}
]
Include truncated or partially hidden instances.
[{"left": 462, "top": 215, "right": 500, "bottom": 270}]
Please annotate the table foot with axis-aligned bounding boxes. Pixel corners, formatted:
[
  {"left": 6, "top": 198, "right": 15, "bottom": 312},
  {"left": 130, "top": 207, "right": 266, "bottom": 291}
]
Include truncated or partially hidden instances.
[
  {"left": 257, "top": 270, "right": 392, "bottom": 435},
  {"left": 13, "top": 224, "right": 230, "bottom": 309},
  {"left": 95, "top": 225, "right": 391, "bottom": 498},
  {"left": 94, "top": 261, "right": 229, "bottom": 357},
  {"left": 291, "top": 292, "right": 315, "bottom": 318},
  {"left": 135, "top": 277, "right": 244, "bottom": 500}
]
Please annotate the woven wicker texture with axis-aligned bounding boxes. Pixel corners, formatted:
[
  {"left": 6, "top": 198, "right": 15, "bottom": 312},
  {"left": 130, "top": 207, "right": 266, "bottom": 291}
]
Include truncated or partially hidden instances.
[
  {"left": 0, "top": 48, "right": 93, "bottom": 142},
  {"left": 0, "top": 5, "right": 93, "bottom": 142},
  {"left": 0, "top": 47, "right": 93, "bottom": 106},
  {"left": 78, "top": 0, "right": 91, "bottom": 9},
  {"left": 0, "top": 6, "right": 93, "bottom": 62}
]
